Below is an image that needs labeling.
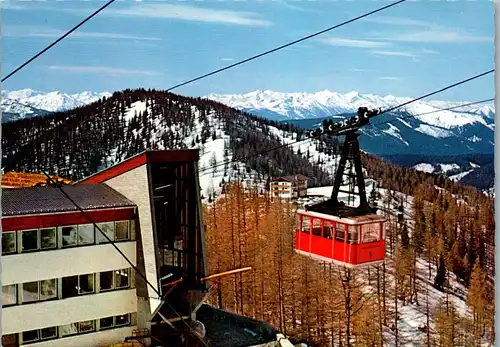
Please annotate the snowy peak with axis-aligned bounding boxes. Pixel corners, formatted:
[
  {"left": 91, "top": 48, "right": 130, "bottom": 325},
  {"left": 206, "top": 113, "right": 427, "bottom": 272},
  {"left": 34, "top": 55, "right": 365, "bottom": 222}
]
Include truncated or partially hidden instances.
[
  {"left": 2, "top": 89, "right": 112, "bottom": 116},
  {"left": 206, "top": 89, "right": 495, "bottom": 157},
  {"left": 205, "top": 90, "right": 494, "bottom": 129}
]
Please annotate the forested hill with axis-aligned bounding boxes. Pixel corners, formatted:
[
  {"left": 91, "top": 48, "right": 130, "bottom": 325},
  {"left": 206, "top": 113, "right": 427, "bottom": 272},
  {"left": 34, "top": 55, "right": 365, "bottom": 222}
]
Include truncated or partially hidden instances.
[
  {"left": 2, "top": 88, "right": 339, "bottom": 185},
  {"left": 2, "top": 88, "right": 493, "bottom": 211}
]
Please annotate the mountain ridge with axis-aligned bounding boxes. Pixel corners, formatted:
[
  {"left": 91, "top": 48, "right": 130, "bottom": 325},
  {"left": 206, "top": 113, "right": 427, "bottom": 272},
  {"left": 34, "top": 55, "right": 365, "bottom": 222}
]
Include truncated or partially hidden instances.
[
  {"left": 205, "top": 89, "right": 494, "bottom": 123},
  {"left": 2, "top": 88, "right": 494, "bottom": 189},
  {"left": 1, "top": 88, "right": 111, "bottom": 122}
]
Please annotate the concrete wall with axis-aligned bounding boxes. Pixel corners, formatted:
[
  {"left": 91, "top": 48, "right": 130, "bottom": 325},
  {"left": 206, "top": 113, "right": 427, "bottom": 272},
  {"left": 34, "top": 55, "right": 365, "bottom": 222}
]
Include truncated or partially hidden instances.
[{"left": 103, "top": 164, "right": 161, "bottom": 328}]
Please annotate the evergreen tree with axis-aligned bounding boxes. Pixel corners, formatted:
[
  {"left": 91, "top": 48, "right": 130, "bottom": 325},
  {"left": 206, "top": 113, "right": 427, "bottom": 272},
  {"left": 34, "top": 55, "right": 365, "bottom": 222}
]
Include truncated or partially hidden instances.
[{"left": 434, "top": 254, "right": 446, "bottom": 291}]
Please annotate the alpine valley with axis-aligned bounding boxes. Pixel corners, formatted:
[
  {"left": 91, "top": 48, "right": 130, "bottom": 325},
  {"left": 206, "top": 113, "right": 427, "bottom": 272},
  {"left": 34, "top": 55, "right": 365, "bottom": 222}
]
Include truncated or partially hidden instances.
[{"left": 2, "top": 88, "right": 495, "bottom": 191}]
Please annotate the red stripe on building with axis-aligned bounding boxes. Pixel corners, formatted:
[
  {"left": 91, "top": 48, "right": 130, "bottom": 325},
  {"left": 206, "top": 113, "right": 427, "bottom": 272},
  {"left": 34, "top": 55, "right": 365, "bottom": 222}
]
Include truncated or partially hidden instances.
[
  {"left": 80, "top": 154, "right": 148, "bottom": 184},
  {"left": 2, "top": 208, "right": 136, "bottom": 232},
  {"left": 79, "top": 150, "right": 200, "bottom": 184}
]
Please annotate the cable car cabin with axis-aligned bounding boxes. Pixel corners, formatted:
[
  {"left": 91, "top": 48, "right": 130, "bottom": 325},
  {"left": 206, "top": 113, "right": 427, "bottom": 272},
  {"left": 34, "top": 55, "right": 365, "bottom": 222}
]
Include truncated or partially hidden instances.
[{"left": 295, "top": 210, "right": 386, "bottom": 268}]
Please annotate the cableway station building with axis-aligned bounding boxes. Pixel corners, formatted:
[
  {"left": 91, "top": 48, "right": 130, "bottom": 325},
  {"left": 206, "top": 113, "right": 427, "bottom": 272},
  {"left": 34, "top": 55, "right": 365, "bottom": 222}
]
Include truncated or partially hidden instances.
[{"left": 1, "top": 150, "right": 234, "bottom": 347}]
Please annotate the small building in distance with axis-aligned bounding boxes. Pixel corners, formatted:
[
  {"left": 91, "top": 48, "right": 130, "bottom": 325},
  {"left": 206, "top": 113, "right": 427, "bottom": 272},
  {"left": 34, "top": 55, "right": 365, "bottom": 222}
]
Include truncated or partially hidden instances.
[{"left": 269, "top": 174, "right": 308, "bottom": 200}]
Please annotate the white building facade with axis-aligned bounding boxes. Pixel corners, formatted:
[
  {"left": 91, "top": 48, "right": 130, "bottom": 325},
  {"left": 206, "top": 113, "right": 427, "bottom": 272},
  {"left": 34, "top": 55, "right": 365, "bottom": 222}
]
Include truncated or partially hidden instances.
[
  {"left": 269, "top": 175, "right": 308, "bottom": 199},
  {"left": 1, "top": 184, "right": 140, "bottom": 346}
]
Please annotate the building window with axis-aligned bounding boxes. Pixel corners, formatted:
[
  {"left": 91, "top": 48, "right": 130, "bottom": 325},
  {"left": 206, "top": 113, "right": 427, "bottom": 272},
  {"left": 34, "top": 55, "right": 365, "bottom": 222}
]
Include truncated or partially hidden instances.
[
  {"left": 62, "top": 276, "right": 79, "bottom": 298},
  {"left": 100, "top": 316, "right": 114, "bottom": 330},
  {"left": 61, "top": 226, "right": 78, "bottom": 247},
  {"left": 3, "top": 219, "right": 136, "bottom": 257},
  {"left": 22, "top": 330, "right": 39, "bottom": 344},
  {"left": 79, "top": 274, "right": 95, "bottom": 294},
  {"left": 40, "top": 228, "right": 57, "bottom": 250},
  {"left": 22, "top": 281, "right": 39, "bottom": 303},
  {"left": 115, "top": 221, "right": 130, "bottom": 241},
  {"left": 61, "top": 274, "right": 95, "bottom": 297},
  {"left": 20, "top": 278, "right": 57, "bottom": 304},
  {"left": 100, "top": 271, "right": 114, "bottom": 291},
  {"left": 115, "top": 314, "right": 130, "bottom": 326},
  {"left": 115, "top": 269, "right": 130, "bottom": 289},
  {"left": 60, "top": 323, "right": 78, "bottom": 337},
  {"left": 40, "top": 279, "right": 57, "bottom": 301},
  {"left": 17, "top": 313, "right": 134, "bottom": 344},
  {"left": 2, "top": 284, "right": 17, "bottom": 306},
  {"left": 79, "top": 320, "right": 95, "bottom": 333},
  {"left": 40, "top": 327, "right": 58, "bottom": 340},
  {"left": 78, "top": 224, "right": 95, "bottom": 245},
  {"left": 96, "top": 222, "right": 114, "bottom": 243},
  {"left": 22, "top": 229, "right": 38, "bottom": 252},
  {"left": 2, "top": 232, "right": 17, "bottom": 254}
]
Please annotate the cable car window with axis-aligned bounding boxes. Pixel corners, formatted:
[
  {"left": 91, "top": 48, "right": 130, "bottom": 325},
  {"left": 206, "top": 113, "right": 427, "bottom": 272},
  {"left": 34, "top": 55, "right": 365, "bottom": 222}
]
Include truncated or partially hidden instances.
[
  {"left": 302, "top": 217, "right": 311, "bottom": 233},
  {"left": 335, "top": 223, "right": 345, "bottom": 242},
  {"left": 362, "top": 223, "right": 380, "bottom": 243},
  {"left": 311, "top": 219, "right": 322, "bottom": 237},
  {"left": 324, "top": 221, "right": 333, "bottom": 239},
  {"left": 348, "top": 225, "right": 359, "bottom": 244}
]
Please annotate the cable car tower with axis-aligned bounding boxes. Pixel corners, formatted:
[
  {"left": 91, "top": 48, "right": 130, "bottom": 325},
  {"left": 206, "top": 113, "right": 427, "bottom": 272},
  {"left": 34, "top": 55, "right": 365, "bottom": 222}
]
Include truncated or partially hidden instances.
[{"left": 295, "top": 107, "right": 387, "bottom": 268}]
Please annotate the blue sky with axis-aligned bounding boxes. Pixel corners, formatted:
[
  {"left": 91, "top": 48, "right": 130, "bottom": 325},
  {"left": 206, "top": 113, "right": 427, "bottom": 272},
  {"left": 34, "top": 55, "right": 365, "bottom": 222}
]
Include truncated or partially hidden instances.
[{"left": 2, "top": 0, "right": 494, "bottom": 101}]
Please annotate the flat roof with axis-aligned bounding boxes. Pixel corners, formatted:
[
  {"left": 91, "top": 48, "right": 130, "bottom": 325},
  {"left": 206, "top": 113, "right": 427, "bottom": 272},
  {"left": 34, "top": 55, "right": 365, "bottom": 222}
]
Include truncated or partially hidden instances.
[
  {"left": 298, "top": 209, "right": 386, "bottom": 224},
  {"left": 272, "top": 174, "right": 308, "bottom": 182},
  {"left": 196, "top": 304, "right": 280, "bottom": 346},
  {"left": 2, "top": 183, "right": 136, "bottom": 217}
]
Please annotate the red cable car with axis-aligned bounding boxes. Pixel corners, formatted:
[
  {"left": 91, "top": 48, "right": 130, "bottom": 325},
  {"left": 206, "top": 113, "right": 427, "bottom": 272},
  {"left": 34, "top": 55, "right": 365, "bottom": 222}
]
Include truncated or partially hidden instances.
[
  {"left": 295, "top": 210, "right": 386, "bottom": 268},
  {"left": 294, "top": 108, "right": 387, "bottom": 268}
]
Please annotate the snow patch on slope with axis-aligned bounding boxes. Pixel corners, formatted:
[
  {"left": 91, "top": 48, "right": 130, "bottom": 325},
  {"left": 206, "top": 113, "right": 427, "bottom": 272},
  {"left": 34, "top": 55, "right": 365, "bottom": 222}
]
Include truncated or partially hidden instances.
[
  {"left": 415, "top": 124, "right": 454, "bottom": 138},
  {"left": 383, "top": 123, "right": 409, "bottom": 145},
  {"left": 413, "top": 163, "right": 435, "bottom": 173},
  {"left": 449, "top": 169, "right": 474, "bottom": 181},
  {"left": 439, "top": 163, "right": 460, "bottom": 173}
]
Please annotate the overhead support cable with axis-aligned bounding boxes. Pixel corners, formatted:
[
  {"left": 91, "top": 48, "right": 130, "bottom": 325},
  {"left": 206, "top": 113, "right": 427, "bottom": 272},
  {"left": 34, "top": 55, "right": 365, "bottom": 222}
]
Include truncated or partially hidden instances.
[
  {"left": 165, "top": 0, "right": 408, "bottom": 92},
  {"left": 2, "top": 0, "right": 117, "bottom": 82}
]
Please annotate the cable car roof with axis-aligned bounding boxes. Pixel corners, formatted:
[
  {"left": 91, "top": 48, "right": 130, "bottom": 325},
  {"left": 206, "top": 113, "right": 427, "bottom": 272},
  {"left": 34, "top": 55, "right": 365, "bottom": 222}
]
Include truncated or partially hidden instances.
[{"left": 297, "top": 209, "right": 386, "bottom": 225}]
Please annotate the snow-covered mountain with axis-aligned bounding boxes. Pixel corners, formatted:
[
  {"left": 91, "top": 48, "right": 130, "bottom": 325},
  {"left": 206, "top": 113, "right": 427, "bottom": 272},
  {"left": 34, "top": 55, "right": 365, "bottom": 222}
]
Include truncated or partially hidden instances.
[
  {"left": 1, "top": 89, "right": 111, "bottom": 122},
  {"left": 205, "top": 90, "right": 495, "bottom": 188},
  {"left": 206, "top": 90, "right": 494, "bottom": 151},
  {"left": 205, "top": 89, "right": 494, "bottom": 124},
  {"left": 2, "top": 88, "right": 494, "bottom": 189}
]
